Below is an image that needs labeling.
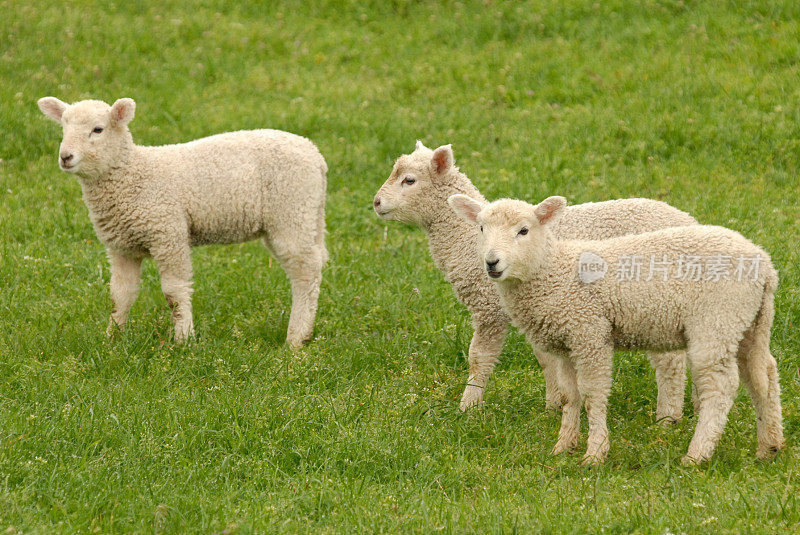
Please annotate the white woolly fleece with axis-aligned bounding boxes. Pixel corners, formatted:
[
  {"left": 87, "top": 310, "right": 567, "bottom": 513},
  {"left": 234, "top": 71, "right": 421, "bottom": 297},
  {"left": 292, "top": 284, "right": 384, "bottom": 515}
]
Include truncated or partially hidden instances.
[
  {"left": 38, "top": 97, "right": 328, "bottom": 347},
  {"left": 375, "top": 142, "right": 696, "bottom": 417}
]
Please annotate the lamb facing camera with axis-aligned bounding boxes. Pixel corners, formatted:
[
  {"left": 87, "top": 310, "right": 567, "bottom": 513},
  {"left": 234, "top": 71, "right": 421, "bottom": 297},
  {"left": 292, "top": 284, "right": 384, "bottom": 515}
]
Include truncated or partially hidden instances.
[
  {"left": 38, "top": 96, "right": 328, "bottom": 347},
  {"left": 449, "top": 193, "right": 784, "bottom": 465}
]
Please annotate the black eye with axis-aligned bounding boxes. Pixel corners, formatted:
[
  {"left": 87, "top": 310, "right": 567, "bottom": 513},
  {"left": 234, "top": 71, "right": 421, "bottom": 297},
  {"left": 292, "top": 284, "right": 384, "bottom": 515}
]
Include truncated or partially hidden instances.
[
  {"left": 479, "top": 226, "right": 483, "bottom": 233},
  {"left": 401, "top": 176, "right": 416, "bottom": 186},
  {"left": 518, "top": 227, "right": 529, "bottom": 236},
  {"left": 92, "top": 126, "right": 104, "bottom": 134}
]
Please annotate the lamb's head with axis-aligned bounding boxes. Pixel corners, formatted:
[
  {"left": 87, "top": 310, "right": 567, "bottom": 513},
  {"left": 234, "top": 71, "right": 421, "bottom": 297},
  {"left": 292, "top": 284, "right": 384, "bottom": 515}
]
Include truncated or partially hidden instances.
[
  {"left": 373, "top": 141, "right": 460, "bottom": 227},
  {"left": 37, "top": 97, "right": 136, "bottom": 178},
  {"left": 448, "top": 194, "right": 567, "bottom": 282}
]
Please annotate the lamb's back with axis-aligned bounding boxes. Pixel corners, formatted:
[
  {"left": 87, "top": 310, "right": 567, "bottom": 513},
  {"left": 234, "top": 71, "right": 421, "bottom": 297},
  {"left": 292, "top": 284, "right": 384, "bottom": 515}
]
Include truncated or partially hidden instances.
[{"left": 553, "top": 198, "right": 697, "bottom": 241}]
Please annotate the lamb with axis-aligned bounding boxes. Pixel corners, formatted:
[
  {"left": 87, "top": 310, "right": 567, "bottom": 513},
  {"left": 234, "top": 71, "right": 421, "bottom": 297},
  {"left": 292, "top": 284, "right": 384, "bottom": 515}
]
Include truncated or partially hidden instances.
[
  {"left": 37, "top": 96, "right": 328, "bottom": 347},
  {"left": 449, "top": 194, "right": 784, "bottom": 465},
  {"left": 373, "top": 141, "right": 697, "bottom": 421}
]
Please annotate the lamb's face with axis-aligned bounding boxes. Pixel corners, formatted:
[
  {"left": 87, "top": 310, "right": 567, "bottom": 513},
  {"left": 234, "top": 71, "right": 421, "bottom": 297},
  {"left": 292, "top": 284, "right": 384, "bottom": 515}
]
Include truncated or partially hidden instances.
[
  {"left": 373, "top": 142, "right": 455, "bottom": 228},
  {"left": 449, "top": 195, "right": 567, "bottom": 282},
  {"left": 477, "top": 200, "right": 546, "bottom": 282},
  {"left": 38, "top": 97, "right": 135, "bottom": 178}
]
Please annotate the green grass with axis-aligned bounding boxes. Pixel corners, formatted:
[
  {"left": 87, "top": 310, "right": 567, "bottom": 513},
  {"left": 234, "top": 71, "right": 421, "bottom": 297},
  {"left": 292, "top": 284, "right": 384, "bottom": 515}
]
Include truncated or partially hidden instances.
[{"left": 1, "top": 0, "right": 799, "bottom": 532}]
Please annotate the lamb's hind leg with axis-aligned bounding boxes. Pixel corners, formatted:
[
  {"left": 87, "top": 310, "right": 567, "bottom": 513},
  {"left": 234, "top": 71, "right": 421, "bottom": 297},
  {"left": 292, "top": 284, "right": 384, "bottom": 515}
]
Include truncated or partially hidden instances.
[
  {"left": 737, "top": 293, "right": 784, "bottom": 458},
  {"left": 266, "top": 234, "right": 325, "bottom": 348},
  {"left": 460, "top": 320, "right": 507, "bottom": 411},
  {"left": 683, "top": 338, "right": 740, "bottom": 465},
  {"left": 649, "top": 350, "right": 687, "bottom": 424}
]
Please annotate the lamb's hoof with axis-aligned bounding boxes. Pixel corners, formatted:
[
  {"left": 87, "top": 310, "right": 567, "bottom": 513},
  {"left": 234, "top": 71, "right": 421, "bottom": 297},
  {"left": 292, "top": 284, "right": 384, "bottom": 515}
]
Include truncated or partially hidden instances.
[
  {"left": 287, "top": 337, "right": 308, "bottom": 350},
  {"left": 551, "top": 438, "right": 577, "bottom": 456},
  {"left": 174, "top": 325, "right": 195, "bottom": 344},
  {"left": 656, "top": 415, "right": 681, "bottom": 427},
  {"left": 459, "top": 386, "right": 484, "bottom": 412},
  {"left": 581, "top": 453, "right": 606, "bottom": 467},
  {"left": 681, "top": 454, "right": 705, "bottom": 466},
  {"left": 106, "top": 318, "right": 124, "bottom": 339},
  {"left": 756, "top": 443, "right": 784, "bottom": 460}
]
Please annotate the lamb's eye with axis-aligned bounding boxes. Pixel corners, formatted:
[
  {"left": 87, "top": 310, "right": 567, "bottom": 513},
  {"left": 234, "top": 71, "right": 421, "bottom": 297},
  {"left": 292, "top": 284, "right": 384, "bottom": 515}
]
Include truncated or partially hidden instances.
[
  {"left": 479, "top": 226, "right": 483, "bottom": 233},
  {"left": 92, "top": 126, "right": 104, "bottom": 134},
  {"left": 518, "top": 227, "right": 529, "bottom": 236},
  {"left": 401, "top": 176, "right": 416, "bottom": 186}
]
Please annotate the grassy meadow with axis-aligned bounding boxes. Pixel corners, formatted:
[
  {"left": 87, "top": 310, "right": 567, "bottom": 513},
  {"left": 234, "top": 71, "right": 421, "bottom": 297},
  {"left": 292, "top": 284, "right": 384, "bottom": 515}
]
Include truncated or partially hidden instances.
[{"left": 1, "top": 0, "right": 799, "bottom": 532}]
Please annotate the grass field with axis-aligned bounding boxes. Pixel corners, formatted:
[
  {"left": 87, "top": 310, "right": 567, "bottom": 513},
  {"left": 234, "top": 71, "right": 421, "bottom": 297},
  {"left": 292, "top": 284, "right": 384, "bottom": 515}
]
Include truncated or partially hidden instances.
[{"left": 1, "top": 0, "right": 799, "bottom": 532}]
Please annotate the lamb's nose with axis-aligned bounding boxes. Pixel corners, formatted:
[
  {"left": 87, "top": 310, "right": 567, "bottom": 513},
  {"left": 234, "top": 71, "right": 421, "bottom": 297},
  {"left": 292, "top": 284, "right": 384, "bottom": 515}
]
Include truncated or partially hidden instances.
[
  {"left": 486, "top": 258, "right": 499, "bottom": 270},
  {"left": 60, "top": 152, "right": 73, "bottom": 163},
  {"left": 373, "top": 196, "right": 381, "bottom": 208}
]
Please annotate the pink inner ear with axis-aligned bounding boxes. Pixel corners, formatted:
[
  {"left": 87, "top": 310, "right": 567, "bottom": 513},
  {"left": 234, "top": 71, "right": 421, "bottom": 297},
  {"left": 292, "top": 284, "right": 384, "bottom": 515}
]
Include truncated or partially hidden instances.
[
  {"left": 114, "top": 104, "right": 127, "bottom": 121},
  {"left": 536, "top": 200, "right": 562, "bottom": 224},
  {"left": 433, "top": 152, "right": 449, "bottom": 174}
]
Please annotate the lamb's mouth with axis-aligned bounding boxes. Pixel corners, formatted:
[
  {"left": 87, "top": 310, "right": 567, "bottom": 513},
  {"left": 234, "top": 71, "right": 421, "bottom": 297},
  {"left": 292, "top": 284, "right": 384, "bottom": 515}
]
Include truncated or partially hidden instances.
[
  {"left": 375, "top": 208, "right": 393, "bottom": 218},
  {"left": 487, "top": 270, "right": 504, "bottom": 279}
]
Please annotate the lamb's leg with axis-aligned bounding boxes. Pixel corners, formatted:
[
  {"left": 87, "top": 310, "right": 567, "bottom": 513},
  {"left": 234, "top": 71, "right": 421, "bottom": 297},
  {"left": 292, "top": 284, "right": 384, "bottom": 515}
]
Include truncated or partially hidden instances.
[
  {"left": 574, "top": 343, "right": 613, "bottom": 466},
  {"left": 153, "top": 245, "right": 194, "bottom": 343},
  {"left": 537, "top": 347, "right": 568, "bottom": 411},
  {"left": 552, "top": 358, "right": 581, "bottom": 455},
  {"left": 682, "top": 341, "right": 739, "bottom": 465},
  {"left": 106, "top": 251, "right": 142, "bottom": 337},
  {"left": 266, "top": 233, "right": 325, "bottom": 348},
  {"left": 460, "top": 321, "right": 507, "bottom": 411},
  {"left": 649, "top": 350, "right": 687, "bottom": 424},
  {"left": 737, "top": 295, "right": 784, "bottom": 459}
]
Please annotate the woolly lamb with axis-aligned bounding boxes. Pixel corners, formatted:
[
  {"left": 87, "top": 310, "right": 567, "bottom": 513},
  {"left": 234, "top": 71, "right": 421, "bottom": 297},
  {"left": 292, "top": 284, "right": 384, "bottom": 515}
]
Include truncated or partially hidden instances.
[
  {"left": 449, "top": 194, "right": 784, "bottom": 465},
  {"left": 374, "top": 142, "right": 696, "bottom": 420},
  {"left": 38, "top": 97, "right": 327, "bottom": 347}
]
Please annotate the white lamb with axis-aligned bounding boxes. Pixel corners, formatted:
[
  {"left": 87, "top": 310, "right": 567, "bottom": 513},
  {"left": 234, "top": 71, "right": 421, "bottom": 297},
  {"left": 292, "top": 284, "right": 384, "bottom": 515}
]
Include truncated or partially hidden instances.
[
  {"left": 38, "top": 97, "right": 328, "bottom": 347},
  {"left": 449, "top": 194, "right": 784, "bottom": 465},
  {"left": 374, "top": 142, "right": 697, "bottom": 421}
]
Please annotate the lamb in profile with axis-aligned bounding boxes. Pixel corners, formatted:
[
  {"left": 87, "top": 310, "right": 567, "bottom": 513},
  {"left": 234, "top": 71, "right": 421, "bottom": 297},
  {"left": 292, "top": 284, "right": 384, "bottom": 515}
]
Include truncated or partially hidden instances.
[
  {"left": 374, "top": 142, "right": 696, "bottom": 421},
  {"left": 38, "top": 96, "right": 328, "bottom": 347},
  {"left": 449, "top": 193, "right": 784, "bottom": 465}
]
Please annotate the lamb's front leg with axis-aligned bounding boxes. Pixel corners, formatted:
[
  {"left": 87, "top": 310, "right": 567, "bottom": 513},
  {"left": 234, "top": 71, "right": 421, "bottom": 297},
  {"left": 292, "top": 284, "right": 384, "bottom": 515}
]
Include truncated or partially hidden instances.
[
  {"left": 460, "top": 320, "right": 508, "bottom": 411},
  {"left": 106, "top": 251, "right": 142, "bottom": 337},
  {"left": 574, "top": 342, "right": 614, "bottom": 466},
  {"left": 153, "top": 244, "right": 194, "bottom": 343}
]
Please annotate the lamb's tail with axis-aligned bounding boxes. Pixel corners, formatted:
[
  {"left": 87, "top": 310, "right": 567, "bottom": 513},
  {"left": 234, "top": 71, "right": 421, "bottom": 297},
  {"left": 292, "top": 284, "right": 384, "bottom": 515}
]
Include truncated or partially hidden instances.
[
  {"left": 317, "top": 160, "right": 329, "bottom": 265},
  {"left": 751, "top": 260, "right": 778, "bottom": 349}
]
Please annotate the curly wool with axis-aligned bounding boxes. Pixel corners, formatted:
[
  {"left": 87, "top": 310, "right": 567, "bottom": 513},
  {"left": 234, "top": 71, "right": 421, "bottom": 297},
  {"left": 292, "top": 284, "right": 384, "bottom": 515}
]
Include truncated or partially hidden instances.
[
  {"left": 374, "top": 142, "right": 696, "bottom": 415},
  {"left": 464, "top": 196, "right": 784, "bottom": 465},
  {"left": 38, "top": 97, "right": 327, "bottom": 347}
]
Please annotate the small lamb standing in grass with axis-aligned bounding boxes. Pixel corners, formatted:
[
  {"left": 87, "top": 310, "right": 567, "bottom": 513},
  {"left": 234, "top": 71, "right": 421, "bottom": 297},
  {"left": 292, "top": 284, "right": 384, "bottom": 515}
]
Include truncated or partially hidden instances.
[
  {"left": 374, "top": 141, "right": 696, "bottom": 421},
  {"left": 38, "top": 97, "right": 328, "bottom": 347},
  {"left": 449, "top": 194, "right": 784, "bottom": 465}
]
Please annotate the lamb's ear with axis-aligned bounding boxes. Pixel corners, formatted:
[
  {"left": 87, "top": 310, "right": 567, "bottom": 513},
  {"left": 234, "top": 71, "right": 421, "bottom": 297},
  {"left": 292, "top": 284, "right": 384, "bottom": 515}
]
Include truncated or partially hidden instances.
[
  {"left": 430, "top": 144, "right": 454, "bottom": 176},
  {"left": 534, "top": 196, "right": 567, "bottom": 225},
  {"left": 415, "top": 140, "right": 428, "bottom": 151},
  {"left": 110, "top": 98, "right": 136, "bottom": 126},
  {"left": 38, "top": 97, "right": 68, "bottom": 123},
  {"left": 448, "top": 194, "right": 484, "bottom": 225}
]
